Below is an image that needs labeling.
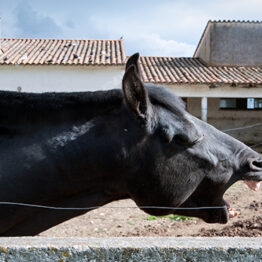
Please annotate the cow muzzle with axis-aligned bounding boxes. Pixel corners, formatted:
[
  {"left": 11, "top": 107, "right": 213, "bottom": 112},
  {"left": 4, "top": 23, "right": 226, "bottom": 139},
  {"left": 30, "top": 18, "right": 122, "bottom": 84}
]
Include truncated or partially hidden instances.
[
  {"left": 242, "top": 157, "right": 262, "bottom": 190},
  {"left": 242, "top": 157, "right": 262, "bottom": 183}
]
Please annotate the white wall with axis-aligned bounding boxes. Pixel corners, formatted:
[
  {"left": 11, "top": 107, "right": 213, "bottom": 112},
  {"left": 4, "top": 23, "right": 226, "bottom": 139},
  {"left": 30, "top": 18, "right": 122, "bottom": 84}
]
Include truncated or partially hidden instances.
[
  {"left": 2, "top": 65, "right": 262, "bottom": 98},
  {"left": 0, "top": 65, "right": 124, "bottom": 93},
  {"left": 168, "top": 84, "right": 262, "bottom": 98}
]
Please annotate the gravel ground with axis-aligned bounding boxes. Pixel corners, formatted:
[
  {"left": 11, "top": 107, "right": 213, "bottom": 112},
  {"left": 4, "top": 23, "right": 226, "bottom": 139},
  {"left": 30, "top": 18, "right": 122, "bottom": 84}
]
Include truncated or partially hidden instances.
[{"left": 39, "top": 181, "right": 262, "bottom": 237}]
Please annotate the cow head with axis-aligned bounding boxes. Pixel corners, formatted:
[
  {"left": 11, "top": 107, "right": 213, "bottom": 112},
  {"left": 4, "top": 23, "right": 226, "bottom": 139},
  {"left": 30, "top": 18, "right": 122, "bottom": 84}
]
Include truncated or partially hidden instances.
[{"left": 122, "top": 53, "right": 262, "bottom": 223}]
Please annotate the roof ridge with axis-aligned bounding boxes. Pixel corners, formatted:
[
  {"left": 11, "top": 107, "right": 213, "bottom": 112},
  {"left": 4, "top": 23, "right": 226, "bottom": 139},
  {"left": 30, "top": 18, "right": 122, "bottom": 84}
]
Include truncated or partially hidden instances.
[
  {"left": 209, "top": 19, "right": 262, "bottom": 24},
  {"left": 140, "top": 55, "right": 196, "bottom": 59},
  {"left": 1, "top": 38, "right": 123, "bottom": 42}
]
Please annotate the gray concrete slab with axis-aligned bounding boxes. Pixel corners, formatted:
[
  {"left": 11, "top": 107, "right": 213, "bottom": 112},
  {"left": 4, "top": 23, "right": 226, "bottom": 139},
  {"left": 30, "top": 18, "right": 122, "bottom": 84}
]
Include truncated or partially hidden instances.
[{"left": 0, "top": 237, "right": 262, "bottom": 261}]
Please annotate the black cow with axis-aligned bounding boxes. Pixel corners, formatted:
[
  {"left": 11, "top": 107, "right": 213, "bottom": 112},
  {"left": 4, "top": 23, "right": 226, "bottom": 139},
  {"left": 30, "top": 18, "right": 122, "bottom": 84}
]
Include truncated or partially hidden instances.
[{"left": 0, "top": 53, "right": 261, "bottom": 236}]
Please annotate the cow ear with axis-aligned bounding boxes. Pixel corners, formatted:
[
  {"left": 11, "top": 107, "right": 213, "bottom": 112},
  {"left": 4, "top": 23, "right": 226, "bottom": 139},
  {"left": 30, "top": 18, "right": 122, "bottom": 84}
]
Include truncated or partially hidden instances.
[
  {"left": 122, "top": 65, "right": 150, "bottom": 121},
  {"left": 125, "top": 52, "right": 141, "bottom": 77}
]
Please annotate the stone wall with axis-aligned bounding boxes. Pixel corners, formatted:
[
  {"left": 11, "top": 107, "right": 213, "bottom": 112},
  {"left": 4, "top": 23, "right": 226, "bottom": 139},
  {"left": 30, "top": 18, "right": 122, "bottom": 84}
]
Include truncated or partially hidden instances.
[{"left": 0, "top": 237, "right": 262, "bottom": 262}]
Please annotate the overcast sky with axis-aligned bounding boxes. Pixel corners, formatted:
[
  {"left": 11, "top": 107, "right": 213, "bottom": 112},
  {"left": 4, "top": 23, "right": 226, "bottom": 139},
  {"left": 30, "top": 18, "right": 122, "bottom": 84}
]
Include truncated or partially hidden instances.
[{"left": 0, "top": 0, "right": 261, "bottom": 57}]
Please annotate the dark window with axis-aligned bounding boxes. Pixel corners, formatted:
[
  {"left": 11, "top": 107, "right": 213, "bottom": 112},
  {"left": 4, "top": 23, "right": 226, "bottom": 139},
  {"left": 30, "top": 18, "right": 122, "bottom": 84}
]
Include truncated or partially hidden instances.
[
  {"left": 253, "top": 98, "right": 262, "bottom": 109},
  {"left": 220, "top": 98, "right": 262, "bottom": 110}
]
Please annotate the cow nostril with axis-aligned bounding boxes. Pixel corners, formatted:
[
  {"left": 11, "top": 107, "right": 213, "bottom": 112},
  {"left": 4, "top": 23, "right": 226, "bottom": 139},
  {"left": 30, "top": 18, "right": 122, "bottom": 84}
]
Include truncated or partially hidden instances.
[
  {"left": 249, "top": 158, "right": 262, "bottom": 171},
  {"left": 254, "top": 160, "right": 262, "bottom": 168}
]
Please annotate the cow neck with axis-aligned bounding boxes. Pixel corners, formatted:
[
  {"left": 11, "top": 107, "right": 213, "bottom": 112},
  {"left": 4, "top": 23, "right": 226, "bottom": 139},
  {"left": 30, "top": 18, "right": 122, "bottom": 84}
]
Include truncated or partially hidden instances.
[{"left": 0, "top": 89, "right": 123, "bottom": 132}]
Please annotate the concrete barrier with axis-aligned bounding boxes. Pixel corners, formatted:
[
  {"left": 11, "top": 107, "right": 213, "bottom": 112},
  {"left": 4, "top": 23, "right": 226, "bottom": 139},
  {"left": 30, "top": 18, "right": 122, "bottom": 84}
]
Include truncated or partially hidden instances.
[{"left": 0, "top": 237, "right": 262, "bottom": 261}]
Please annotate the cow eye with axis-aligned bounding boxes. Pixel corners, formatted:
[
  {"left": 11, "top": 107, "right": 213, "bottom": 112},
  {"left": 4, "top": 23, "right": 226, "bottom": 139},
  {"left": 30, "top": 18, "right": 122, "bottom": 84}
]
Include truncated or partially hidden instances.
[
  {"left": 173, "top": 134, "right": 191, "bottom": 145},
  {"left": 173, "top": 134, "right": 203, "bottom": 146}
]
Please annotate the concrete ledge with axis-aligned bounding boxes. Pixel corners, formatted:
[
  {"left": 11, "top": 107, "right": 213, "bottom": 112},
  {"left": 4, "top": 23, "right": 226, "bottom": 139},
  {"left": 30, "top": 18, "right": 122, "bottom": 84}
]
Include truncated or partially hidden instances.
[{"left": 0, "top": 237, "right": 262, "bottom": 261}]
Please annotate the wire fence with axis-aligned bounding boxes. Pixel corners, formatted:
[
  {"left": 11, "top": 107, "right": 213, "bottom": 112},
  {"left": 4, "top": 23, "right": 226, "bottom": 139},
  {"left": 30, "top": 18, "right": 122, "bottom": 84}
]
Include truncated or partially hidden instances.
[
  {"left": 251, "top": 142, "right": 262, "bottom": 149},
  {"left": 222, "top": 122, "right": 262, "bottom": 132},
  {"left": 222, "top": 122, "right": 262, "bottom": 149},
  {"left": 0, "top": 201, "right": 261, "bottom": 211}
]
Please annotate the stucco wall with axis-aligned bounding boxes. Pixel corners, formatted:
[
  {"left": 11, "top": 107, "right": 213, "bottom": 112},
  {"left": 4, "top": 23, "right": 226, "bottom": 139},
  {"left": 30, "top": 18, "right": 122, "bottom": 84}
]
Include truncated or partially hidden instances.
[
  {"left": 195, "top": 22, "right": 262, "bottom": 66},
  {"left": 186, "top": 97, "right": 262, "bottom": 150},
  {"left": 194, "top": 23, "right": 211, "bottom": 63},
  {"left": 0, "top": 65, "right": 124, "bottom": 93}
]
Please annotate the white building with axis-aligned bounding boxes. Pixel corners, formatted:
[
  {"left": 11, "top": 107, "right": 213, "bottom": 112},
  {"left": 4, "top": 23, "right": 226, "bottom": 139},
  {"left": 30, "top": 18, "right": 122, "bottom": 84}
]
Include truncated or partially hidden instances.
[{"left": 0, "top": 38, "right": 126, "bottom": 93}]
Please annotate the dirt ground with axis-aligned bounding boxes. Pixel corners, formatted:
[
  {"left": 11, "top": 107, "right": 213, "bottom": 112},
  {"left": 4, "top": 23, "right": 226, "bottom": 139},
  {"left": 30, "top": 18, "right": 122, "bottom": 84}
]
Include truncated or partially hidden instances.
[{"left": 39, "top": 181, "right": 262, "bottom": 237}]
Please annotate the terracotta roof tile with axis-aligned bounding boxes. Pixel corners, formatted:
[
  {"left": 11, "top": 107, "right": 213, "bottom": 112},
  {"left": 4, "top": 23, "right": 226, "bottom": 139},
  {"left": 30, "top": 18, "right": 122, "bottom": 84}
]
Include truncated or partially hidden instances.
[
  {"left": 0, "top": 38, "right": 125, "bottom": 65},
  {"left": 139, "top": 56, "right": 262, "bottom": 85}
]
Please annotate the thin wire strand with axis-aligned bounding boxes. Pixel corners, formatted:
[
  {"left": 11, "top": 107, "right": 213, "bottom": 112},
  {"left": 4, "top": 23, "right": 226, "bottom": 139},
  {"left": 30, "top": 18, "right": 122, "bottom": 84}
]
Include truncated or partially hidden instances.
[
  {"left": 222, "top": 122, "right": 262, "bottom": 132},
  {"left": 0, "top": 201, "right": 261, "bottom": 211},
  {"left": 220, "top": 122, "right": 262, "bottom": 149},
  {"left": 251, "top": 142, "right": 262, "bottom": 148}
]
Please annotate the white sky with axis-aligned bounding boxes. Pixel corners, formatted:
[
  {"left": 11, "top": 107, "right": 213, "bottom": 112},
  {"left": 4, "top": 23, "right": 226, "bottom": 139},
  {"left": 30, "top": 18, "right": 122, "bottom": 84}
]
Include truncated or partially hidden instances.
[{"left": 0, "top": 0, "right": 261, "bottom": 56}]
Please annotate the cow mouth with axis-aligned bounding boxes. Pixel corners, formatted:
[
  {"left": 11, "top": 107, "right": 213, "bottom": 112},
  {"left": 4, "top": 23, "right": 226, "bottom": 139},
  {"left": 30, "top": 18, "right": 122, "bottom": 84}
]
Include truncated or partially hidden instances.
[
  {"left": 204, "top": 158, "right": 262, "bottom": 224},
  {"left": 205, "top": 180, "right": 261, "bottom": 224},
  {"left": 219, "top": 157, "right": 262, "bottom": 223},
  {"left": 221, "top": 180, "right": 261, "bottom": 222}
]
